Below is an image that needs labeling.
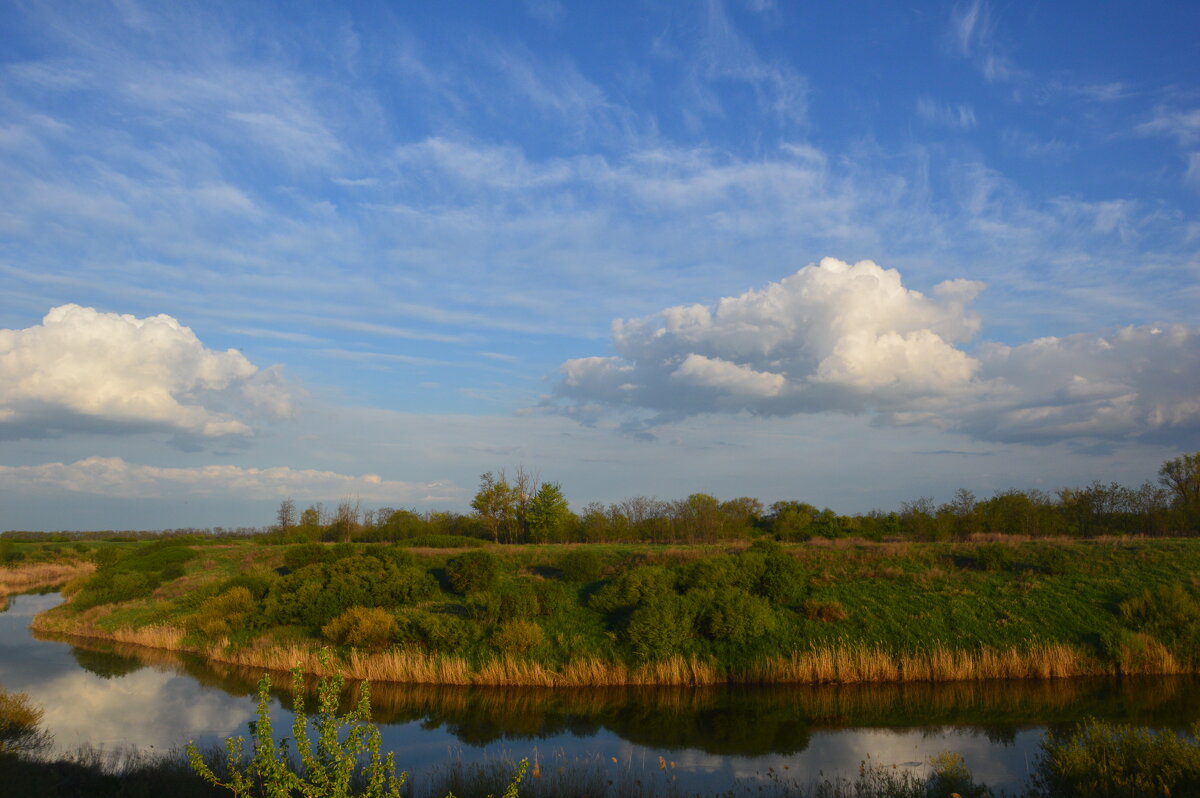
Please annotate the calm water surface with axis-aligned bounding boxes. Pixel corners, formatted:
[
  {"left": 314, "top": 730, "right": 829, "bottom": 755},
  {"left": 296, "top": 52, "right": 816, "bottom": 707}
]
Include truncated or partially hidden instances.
[{"left": 3, "top": 592, "right": 1199, "bottom": 793}]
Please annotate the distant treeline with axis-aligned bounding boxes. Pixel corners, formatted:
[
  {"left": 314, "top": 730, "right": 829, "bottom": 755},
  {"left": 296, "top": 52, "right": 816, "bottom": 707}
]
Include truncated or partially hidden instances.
[
  {"left": 6, "top": 452, "right": 1199, "bottom": 544},
  {"left": 265, "top": 452, "right": 1200, "bottom": 545}
]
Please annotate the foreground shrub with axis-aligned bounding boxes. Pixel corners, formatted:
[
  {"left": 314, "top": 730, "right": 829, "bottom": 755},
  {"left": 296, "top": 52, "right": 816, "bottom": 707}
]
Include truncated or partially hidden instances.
[
  {"left": 395, "top": 609, "right": 472, "bottom": 653},
  {"left": 322, "top": 607, "right": 399, "bottom": 649},
  {"left": 187, "top": 662, "right": 406, "bottom": 797},
  {"left": 0, "top": 688, "right": 51, "bottom": 757},
  {"left": 1031, "top": 717, "right": 1200, "bottom": 797}
]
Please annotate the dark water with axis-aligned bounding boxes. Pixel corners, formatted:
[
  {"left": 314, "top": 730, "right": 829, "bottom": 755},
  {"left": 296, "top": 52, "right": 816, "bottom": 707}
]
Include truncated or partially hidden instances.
[{"left": 3, "top": 592, "right": 1199, "bottom": 793}]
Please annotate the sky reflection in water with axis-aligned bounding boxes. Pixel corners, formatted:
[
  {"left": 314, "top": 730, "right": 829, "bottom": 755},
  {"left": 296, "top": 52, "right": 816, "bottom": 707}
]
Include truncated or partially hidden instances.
[{"left": 4, "top": 593, "right": 1199, "bottom": 792}]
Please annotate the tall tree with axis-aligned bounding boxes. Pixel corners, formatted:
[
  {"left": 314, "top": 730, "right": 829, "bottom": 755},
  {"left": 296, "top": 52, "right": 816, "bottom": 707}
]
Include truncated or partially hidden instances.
[
  {"left": 275, "top": 497, "right": 296, "bottom": 533},
  {"left": 1159, "top": 452, "right": 1200, "bottom": 530},
  {"left": 471, "top": 471, "right": 515, "bottom": 543},
  {"left": 527, "top": 482, "right": 571, "bottom": 543}
]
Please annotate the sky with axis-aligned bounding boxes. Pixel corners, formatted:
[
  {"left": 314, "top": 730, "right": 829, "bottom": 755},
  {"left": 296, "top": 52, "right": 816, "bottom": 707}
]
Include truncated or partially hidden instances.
[{"left": 1, "top": 0, "right": 1198, "bottom": 530}]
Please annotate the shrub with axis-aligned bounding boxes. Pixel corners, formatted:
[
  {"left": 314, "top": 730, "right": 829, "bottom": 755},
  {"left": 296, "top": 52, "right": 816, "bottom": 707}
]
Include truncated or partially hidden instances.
[
  {"left": 624, "top": 593, "right": 694, "bottom": 660},
  {"left": 1118, "top": 583, "right": 1200, "bottom": 647},
  {"left": 187, "top": 664, "right": 411, "bottom": 797},
  {"left": 322, "top": 607, "right": 399, "bottom": 649},
  {"left": 492, "top": 619, "right": 544, "bottom": 655},
  {"left": 395, "top": 609, "right": 472, "bottom": 653},
  {"left": 756, "top": 552, "right": 807, "bottom": 604},
  {"left": 217, "top": 574, "right": 273, "bottom": 601},
  {"left": 446, "top": 550, "right": 500, "bottom": 594},
  {"left": 0, "top": 687, "right": 51, "bottom": 756},
  {"left": 398, "top": 535, "right": 485, "bottom": 549},
  {"left": 533, "top": 579, "right": 571, "bottom": 615},
  {"left": 284, "top": 543, "right": 331, "bottom": 571},
  {"left": 691, "top": 588, "right": 776, "bottom": 643},
  {"left": 1032, "top": 718, "right": 1200, "bottom": 797},
  {"left": 802, "top": 599, "right": 849, "bottom": 622},
  {"left": 589, "top": 565, "right": 675, "bottom": 614},
  {"left": 557, "top": 549, "right": 603, "bottom": 582},
  {"left": 1037, "top": 545, "right": 1072, "bottom": 575},
  {"left": 190, "top": 587, "right": 257, "bottom": 638},
  {"left": 974, "top": 542, "right": 1012, "bottom": 571}
]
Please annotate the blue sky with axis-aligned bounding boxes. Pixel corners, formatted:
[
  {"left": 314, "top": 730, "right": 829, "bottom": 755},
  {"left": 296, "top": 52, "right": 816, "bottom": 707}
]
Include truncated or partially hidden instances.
[{"left": 1, "top": 0, "right": 1197, "bottom": 529}]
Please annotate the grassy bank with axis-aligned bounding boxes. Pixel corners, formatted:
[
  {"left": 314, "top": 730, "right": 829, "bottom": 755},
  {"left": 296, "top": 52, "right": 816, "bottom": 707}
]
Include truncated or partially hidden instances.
[{"left": 27, "top": 536, "right": 1200, "bottom": 686}]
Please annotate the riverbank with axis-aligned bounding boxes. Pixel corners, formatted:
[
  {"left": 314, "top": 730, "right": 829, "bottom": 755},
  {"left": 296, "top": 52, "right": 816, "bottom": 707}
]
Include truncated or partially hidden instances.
[
  {"left": 0, "top": 561, "right": 94, "bottom": 612},
  {"left": 26, "top": 537, "right": 1200, "bottom": 686}
]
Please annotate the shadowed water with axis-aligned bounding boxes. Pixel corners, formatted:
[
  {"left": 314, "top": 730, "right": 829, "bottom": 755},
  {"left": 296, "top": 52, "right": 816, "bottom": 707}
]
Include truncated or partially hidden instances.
[{"left": 3, "top": 592, "right": 1199, "bottom": 792}]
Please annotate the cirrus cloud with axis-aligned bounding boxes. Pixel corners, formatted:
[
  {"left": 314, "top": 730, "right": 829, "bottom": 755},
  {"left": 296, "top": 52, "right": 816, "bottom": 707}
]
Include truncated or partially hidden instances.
[
  {"left": 0, "top": 304, "right": 292, "bottom": 441},
  {"left": 548, "top": 257, "right": 1200, "bottom": 446}
]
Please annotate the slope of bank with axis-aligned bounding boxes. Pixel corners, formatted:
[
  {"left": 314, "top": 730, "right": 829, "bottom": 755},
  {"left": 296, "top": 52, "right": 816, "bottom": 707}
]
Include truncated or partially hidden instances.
[{"left": 28, "top": 537, "right": 1200, "bottom": 686}]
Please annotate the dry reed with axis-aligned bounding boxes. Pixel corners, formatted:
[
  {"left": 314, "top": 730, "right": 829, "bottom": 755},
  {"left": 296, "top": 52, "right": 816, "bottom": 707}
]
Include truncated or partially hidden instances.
[{"left": 0, "top": 561, "right": 95, "bottom": 596}]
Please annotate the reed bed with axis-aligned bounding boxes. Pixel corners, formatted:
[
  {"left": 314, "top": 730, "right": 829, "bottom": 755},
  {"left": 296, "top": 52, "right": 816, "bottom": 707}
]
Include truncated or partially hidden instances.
[{"left": 0, "top": 561, "right": 94, "bottom": 595}]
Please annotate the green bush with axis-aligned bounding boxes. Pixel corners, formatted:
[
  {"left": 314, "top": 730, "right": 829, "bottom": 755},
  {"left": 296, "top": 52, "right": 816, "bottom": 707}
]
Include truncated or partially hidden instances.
[
  {"left": 1037, "top": 545, "right": 1072, "bottom": 575},
  {"left": 756, "top": 552, "right": 807, "bottom": 604},
  {"left": 217, "top": 574, "right": 274, "bottom": 601},
  {"left": 190, "top": 587, "right": 257, "bottom": 638},
  {"left": 589, "top": 565, "right": 675, "bottom": 614},
  {"left": 395, "top": 609, "right": 472, "bottom": 653},
  {"left": 322, "top": 607, "right": 399, "bottom": 649},
  {"left": 491, "top": 619, "right": 544, "bottom": 655},
  {"left": 624, "top": 593, "right": 694, "bottom": 660},
  {"left": 264, "top": 555, "right": 438, "bottom": 631},
  {"left": 1118, "top": 583, "right": 1200, "bottom": 647},
  {"left": 446, "top": 551, "right": 499, "bottom": 594},
  {"left": 974, "top": 542, "right": 1012, "bottom": 571},
  {"left": 557, "top": 549, "right": 603, "bottom": 582},
  {"left": 691, "top": 588, "right": 776, "bottom": 643},
  {"left": 1032, "top": 718, "right": 1200, "bottom": 797},
  {"left": 284, "top": 543, "right": 332, "bottom": 571},
  {"left": 398, "top": 535, "right": 485, "bottom": 549}
]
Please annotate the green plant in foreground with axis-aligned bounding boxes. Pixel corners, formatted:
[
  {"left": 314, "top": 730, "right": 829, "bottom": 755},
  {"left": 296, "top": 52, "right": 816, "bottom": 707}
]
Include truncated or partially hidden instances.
[
  {"left": 187, "top": 656, "right": 527, "bottom": 798},
  {"left": 186, "top": 658, "right": 405, "bottom": 798}
]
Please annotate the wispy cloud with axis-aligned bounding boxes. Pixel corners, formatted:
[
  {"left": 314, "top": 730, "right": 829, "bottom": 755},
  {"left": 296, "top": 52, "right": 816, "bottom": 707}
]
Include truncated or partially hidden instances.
[{"left": 0, "top": 456, "right": 462, "bottom": 502}]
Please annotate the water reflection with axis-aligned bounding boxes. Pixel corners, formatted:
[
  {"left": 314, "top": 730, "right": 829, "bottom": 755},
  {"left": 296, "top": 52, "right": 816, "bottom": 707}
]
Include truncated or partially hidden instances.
[{"left": 4, "top": 593, "right": 1200, "bottom": 792}]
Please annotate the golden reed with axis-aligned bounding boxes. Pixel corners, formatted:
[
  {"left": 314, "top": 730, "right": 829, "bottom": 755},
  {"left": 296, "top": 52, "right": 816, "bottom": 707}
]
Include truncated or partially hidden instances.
[{"left": 0, "top": 561, "right": 95, "bottom": 597}]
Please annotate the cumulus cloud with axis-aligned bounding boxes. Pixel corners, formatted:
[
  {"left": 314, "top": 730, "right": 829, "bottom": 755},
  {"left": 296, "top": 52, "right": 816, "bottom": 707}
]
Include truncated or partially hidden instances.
[
  {"left": 0, "top": 304, "right": 292, "bottom": 440},
  {"left": 548, "top": 258, "right": 1200, "bottom": 446},
  {"left": 0, "top": 457, "right": 463, "bottom": 503}
]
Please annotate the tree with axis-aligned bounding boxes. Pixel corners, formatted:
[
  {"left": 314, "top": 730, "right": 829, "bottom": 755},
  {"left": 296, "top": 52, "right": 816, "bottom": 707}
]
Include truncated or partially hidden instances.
[
  {"left": 1159, "top": 452, "right": 1200, "bottom": 530},
  {"left": 471, "top": 471, "right": 516, "bottom": 544},
  {"left": 275, "top": 497, "right": 296, "bottom": 534},
  {"left": 527, "top": 482, "right": 571, "bottom": 543}
]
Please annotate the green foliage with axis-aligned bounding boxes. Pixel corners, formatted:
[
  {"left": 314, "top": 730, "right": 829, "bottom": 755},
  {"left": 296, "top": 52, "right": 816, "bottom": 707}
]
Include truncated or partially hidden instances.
[
  {"left": 264, "top": 555, "right": 439, "bottom": 631},
  {"left": 1032, "top": 718, "right": 1200, "bottom": 797},
  {"left": 527, "top": 482, "right": 572, "bottom": 543},
  {"left": 1118, "top": 583, "right": 1200, "bottom": 647},
  {"left": 446, "top": 550, "right": 499, "bottom": 594},
  {"left": 491, "top": 619, "right": 544, "bottom": 655},
  {"left": 974, "top": 542, "right": 1012, "bottom": 571},
  {"left": 284, "top": 544, "right": 332, "bottom": 571},
  {"left": 395, "top": 609, "right": 472, "bottom": 653},
  {"left": 191, "top": 587, "right": 258, "bottom": 638},
  {"left": 218, "top": 575, "right": 274, "bottom": 601},
  {"left": 557, "top": 548, "right": 603, "bottom": 582},
  {"left": 186, "top": 662, "right": 406, "bottom": 797},
  {"left": 321, "top": 607, "right": 398, "bottom": 649},
  {"left": 1037, "top": 545, "right": 1072, "bottom": 575},
  {"left": 690, "top": 587, "right": 776, "bottom": 643},
  {"left": 756, "top": 552, "right": 807, "bottom": 604},
  {"left": 624, "top": 592, "right": 694, "bottom": 660},
  {"left": 396, "top": 535, "right": 485, "bottom": 549},
  {"left": 589, "top": 565, "right": 675, "bottom": 614}
]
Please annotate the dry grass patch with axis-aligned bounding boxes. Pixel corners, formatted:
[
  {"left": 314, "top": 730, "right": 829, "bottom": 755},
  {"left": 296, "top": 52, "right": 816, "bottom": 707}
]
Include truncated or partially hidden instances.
[{"left": 0, "top": 562, "right": 95, "bottom": 595}]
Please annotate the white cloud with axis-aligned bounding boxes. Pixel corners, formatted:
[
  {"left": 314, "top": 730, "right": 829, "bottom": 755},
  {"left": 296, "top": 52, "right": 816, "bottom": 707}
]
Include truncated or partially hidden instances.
[
  {"left": 549, "top": 259, "right": 1200, "bottom": 446},
  {"left": 916, "top": 97, "right": 977, "bottom": 129},
  {"left": 0, "top": 456, "right": 462, "bottom": 503},
  {"left": 0, "top": 304, "right": 291, "bottom": 440}
]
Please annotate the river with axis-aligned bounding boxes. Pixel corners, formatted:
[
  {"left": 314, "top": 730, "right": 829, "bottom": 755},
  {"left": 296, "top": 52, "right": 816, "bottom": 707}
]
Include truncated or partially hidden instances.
[{"left": 3, "top": 592, "right": 1198, "bottom": 794}]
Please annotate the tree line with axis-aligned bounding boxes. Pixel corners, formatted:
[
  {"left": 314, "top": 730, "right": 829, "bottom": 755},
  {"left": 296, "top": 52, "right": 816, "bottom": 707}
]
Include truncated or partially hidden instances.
[{"left": 263, "top": 453, "right": 1200, "bottom": 545}]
